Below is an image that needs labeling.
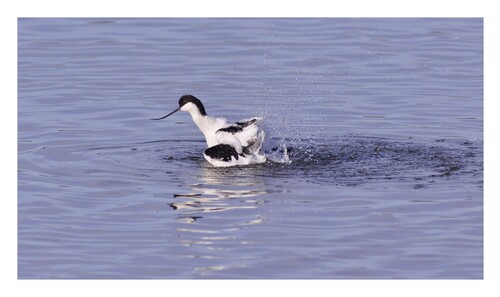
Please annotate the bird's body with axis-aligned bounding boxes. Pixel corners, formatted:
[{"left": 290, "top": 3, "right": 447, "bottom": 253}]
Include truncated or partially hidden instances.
[{"left": 152, "top": 95, "right": 266, "bottom": 167}]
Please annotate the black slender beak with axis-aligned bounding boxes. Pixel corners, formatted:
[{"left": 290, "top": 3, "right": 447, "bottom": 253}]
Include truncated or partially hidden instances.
[{"left": 151, "top": 107, "right": 180, "bottom": 120}]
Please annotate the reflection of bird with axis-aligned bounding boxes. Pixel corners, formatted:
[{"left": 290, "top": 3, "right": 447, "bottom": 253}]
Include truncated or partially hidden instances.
[
  {"left": 170, "top": 188, "right": 266, "bottom": 222},
  {"left": 152, "top": 95, "right": 266, "bottom": 166}
]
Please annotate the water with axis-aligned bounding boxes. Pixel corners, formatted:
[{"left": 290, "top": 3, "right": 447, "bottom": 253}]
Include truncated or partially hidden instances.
[{"left": 18, "top": 18, "right": 483, "bottom": 279}]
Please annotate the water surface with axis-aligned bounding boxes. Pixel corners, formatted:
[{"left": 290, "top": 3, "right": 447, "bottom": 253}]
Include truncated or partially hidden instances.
[{"left": 18, "top": 18, "right": 483, "bottom": 279}]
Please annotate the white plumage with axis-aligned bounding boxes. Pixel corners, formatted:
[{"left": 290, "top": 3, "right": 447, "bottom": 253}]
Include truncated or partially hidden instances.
[{"left": 152, "top": 95, "right": 266, "bottom": 167}]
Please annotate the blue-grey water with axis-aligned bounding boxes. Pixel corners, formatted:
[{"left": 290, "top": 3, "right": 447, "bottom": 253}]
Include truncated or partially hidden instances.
[{"left": 18, "top": 18, "right": 483, "bottom": 279}]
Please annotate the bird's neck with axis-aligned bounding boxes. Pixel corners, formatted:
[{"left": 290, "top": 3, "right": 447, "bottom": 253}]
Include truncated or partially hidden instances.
[
  {"left": 189, "top": 111, "right": 220, "bottom": 146},
  {"left": 188, "top": 110, "right": 205, "bottom": 126},
  {"left": 189, "top": 110, "right": 217, "bottom": 136}
]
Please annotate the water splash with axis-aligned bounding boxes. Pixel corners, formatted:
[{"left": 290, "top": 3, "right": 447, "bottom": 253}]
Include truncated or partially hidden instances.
[{"left": 264, "top": 138, "right": 292, "bottom": 164}]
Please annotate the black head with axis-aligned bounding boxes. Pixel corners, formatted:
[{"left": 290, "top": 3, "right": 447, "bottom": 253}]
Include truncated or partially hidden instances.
[
  {"left": 151, "top": 94, "right": 206, "bottom": 121},
  {"left": 179, "top": 95, "right": 206, "bottom": 116}
]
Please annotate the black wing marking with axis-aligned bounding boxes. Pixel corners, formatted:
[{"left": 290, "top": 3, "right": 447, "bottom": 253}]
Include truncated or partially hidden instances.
[
  {"left": 236, "top": 118, "right": 258, "bottom": 128},
  {"left": 217, "top": 118, "right": 260, "bottom": 134},
  {"left": 216, "top": 125, "right": 243, "bottom": 134},
  {"left": 205, "top": 144, "right": 239, "bottom": 161}
]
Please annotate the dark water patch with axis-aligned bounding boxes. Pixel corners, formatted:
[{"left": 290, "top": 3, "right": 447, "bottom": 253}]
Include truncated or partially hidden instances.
[{"left": 264, "top": 136, "right": 482, "bottom": 187}]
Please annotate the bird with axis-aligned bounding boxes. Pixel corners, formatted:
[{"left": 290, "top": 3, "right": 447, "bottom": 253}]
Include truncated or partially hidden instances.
[{"left": 152, "top": 95, "right": 266, "bottom": 167}]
